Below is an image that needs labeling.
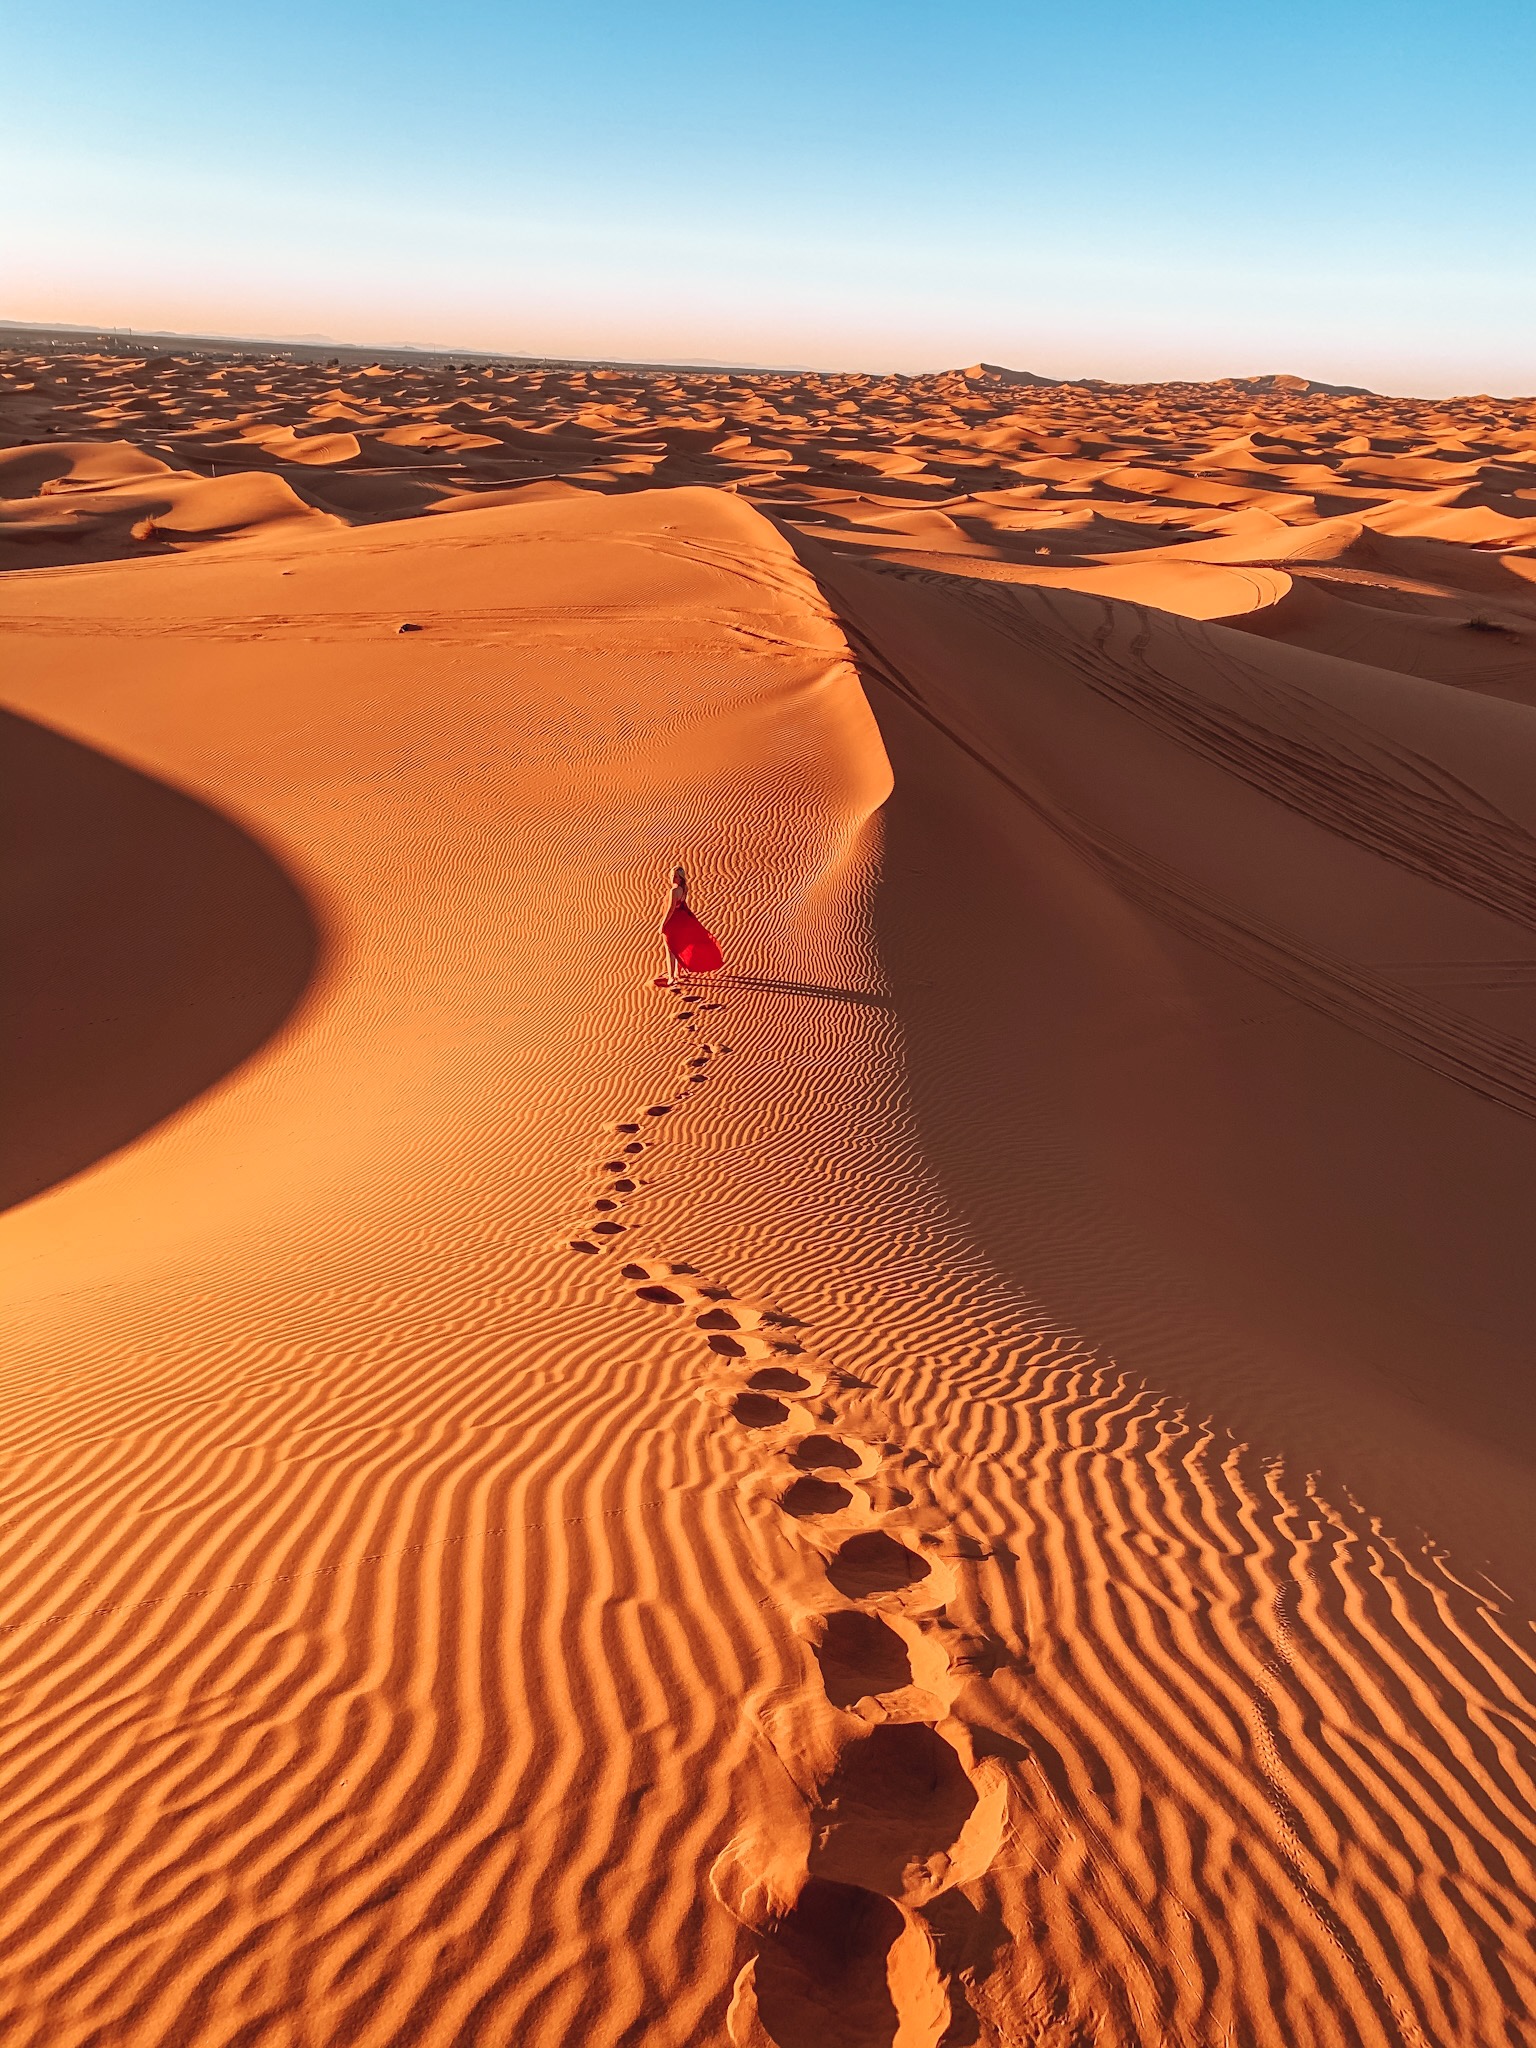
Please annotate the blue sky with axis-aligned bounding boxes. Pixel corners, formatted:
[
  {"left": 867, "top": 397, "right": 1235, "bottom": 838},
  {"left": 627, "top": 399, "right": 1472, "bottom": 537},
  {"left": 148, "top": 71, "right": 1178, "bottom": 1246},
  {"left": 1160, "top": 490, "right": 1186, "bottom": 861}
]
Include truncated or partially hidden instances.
[{"left": 4, "top": 1, "right": 1532, "bottom": 392}]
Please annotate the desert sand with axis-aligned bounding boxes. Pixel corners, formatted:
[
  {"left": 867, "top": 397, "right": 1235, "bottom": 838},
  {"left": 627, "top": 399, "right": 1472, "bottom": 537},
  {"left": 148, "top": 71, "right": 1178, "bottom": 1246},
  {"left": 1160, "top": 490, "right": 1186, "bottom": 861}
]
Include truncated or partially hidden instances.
[{"left": 3, "top": 343, "right": 1536, "bottom": 2047}]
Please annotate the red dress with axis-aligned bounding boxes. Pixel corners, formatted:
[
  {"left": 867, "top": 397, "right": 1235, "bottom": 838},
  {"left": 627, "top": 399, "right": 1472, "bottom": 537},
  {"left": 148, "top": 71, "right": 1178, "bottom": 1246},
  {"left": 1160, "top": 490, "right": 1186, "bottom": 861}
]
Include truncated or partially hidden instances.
[{"left": 663, "top": 902, "right": 723, "bottom": 973}]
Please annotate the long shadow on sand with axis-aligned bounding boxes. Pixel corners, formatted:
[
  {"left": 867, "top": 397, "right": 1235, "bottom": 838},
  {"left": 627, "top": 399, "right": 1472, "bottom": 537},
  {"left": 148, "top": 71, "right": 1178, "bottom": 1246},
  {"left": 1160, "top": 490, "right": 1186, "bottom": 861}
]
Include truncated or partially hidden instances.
[
  {"left": 716, "top": 973, "right": 891, "bottom": 1009},
  {"left": 2, "top": 708, "right": 322, "bottom": 1211}
]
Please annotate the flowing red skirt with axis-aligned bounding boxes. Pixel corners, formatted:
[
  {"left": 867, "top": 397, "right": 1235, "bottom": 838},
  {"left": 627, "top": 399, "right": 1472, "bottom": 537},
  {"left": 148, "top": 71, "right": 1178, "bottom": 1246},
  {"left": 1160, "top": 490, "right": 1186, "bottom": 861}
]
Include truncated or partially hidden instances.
[{"left": 662, "top": 903, "right": 723, "bottom": 973}]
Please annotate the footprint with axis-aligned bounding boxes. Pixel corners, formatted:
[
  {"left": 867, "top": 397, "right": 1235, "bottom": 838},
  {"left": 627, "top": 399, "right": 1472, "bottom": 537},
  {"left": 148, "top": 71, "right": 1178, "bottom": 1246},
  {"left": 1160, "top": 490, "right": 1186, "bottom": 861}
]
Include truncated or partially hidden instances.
[
  {"left": 791, "top": 1436, "right": 862, "bottom": 1473},
  {"left": 827, "top": 1533, "right": 931, "bottom": 1600},
  {"left": 749, "top": 1368, "right": 811, "bottom": 1394},
  {"left": 729, "top": 1879, "right": 932, "bottom": 2048},
  {"left": 600, "top": 1158, "right": 628, "bottom": 1173},
  {"left": 593, "top": 1198, "right": 619, "bottom": 1213},
  {"left": 646, "top": 1104, "right": 672, "bottom": 1117},
  {"left": 614, "top": 1122, "right": 640, "bottom": 1135},
  {"left": 780, "top": 1476, "right": 854, "bottom": 1519},
  {"left": 568, "top": 1239, "right": 601, "bottom": 1256},
  {"left": 707, "top": 1332, "right": 803, "bottom": 1361},
  {"left": 698, "top": 1305, "right": 802, "bottom": 1333},
  {"left": 807, "top": 1723, "right": 978, "bottom": 1905},
  {"left": 732, "top": 1392, "right": 790, "bottom": 1429},
  {"left": 628, "top": 1269, "right": 733, "bottom": 1312},
  {"left": 590, "top": 1220, "right": 626, "bottom": 1236},
  {"left": 622, "top": 1260, "right": 698, "bottom": 1281},
  {"left": 814, "top": 1612, "right": 914, "bottom": 1709},
  {"left": 608, "top": 1177, "right": 636, "bottom": 1194}
]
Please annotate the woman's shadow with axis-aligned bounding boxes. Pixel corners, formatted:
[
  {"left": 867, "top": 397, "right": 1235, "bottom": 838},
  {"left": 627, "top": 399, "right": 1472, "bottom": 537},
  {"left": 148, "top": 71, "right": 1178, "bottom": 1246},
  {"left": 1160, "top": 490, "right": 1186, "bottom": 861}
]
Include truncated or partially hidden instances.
[
  {"left": 715, "top": 972, "right": 891, "bottom": 1009},
  {"left": 1, "top": 708, "right": 322, "bottom": 1212}
]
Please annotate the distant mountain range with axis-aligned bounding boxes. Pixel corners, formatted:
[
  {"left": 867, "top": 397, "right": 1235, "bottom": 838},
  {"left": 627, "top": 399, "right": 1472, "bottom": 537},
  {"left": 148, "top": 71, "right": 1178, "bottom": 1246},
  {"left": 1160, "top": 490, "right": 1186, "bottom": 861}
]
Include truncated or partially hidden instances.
[
  {"left": 957, "top": 361, "right": 1376, "bottom": 397},
  {"left": 1, "top": 319, "right": 1376, "bottom": 394}
]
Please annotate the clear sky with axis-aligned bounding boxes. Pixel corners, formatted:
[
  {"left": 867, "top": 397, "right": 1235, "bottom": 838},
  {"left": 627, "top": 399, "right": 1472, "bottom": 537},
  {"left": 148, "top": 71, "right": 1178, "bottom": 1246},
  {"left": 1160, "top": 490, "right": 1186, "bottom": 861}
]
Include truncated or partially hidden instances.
[{"left": 4, "top": 0, "right": 1532, "bottom": 393}]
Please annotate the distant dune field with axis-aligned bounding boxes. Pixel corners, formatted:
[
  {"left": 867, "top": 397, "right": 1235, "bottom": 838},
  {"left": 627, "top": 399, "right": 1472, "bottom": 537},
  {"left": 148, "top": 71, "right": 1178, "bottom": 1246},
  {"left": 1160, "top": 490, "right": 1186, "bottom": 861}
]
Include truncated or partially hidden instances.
[{"left": 3, "top": 347, "right": 1536, "bottom": 2048}]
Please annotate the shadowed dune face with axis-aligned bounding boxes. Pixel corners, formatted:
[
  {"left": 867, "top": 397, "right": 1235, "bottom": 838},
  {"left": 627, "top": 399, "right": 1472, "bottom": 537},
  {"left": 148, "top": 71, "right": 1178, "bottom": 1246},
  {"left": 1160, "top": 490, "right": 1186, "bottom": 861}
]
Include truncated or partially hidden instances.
[
  {"left": 805, "top": 545, "right": 1536, "bottom": 1470},
  {"left": 0, "top": 709, "right": 321, "bottom": 1209}
]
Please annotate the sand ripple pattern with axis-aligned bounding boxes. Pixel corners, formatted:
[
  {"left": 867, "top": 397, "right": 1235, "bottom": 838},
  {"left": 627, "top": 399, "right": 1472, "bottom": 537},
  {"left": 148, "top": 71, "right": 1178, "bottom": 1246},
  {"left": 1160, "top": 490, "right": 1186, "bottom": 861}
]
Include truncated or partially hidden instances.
[{"left": 553, "top": 969, "right": 1536, "bottom": 2046}]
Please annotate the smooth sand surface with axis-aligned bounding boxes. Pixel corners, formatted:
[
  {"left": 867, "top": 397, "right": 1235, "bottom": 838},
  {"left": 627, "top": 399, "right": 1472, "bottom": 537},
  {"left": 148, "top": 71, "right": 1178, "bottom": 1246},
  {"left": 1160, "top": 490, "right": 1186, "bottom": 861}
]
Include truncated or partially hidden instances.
[{"left": 3, "top": 349, "right": 1536, "bottom": 2047}]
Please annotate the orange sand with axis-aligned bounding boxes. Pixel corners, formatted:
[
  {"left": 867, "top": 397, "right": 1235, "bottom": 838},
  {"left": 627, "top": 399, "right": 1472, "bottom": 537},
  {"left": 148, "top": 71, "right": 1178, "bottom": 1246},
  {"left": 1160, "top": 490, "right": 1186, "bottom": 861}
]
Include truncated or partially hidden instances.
[{"left": 3, "top": 346, "right": 1536, "bottom": 2047}]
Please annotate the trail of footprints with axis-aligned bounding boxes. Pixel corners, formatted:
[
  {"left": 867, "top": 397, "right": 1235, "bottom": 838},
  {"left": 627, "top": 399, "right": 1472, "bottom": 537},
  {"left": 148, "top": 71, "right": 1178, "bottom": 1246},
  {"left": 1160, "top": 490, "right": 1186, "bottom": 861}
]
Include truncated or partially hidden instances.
[{"left": 565, "top": 991, "right": 1020, "bottom": 2048}]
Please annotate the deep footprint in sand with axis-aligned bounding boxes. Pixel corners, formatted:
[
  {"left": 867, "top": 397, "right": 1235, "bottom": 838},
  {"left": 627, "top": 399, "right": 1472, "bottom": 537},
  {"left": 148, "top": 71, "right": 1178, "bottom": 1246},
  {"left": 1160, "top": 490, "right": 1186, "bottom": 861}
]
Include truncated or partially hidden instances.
[
  {"left": 791, "top": 1435, "right": 863, "bottom": 1473},
  {"left": 814, "top": 1611, "right": 915, "bottom": 1709},
  {"left": 621, "top": 1259, "right": 700, "bottom": 1282},
  {"left": 697, "top": 1304, "right": 804, "bottom": 1333},
  {"left": 748, "top": 1367, "right": 812, "bottom": 1394},
  {"left": 809, "top": 1723, "right": 979, "bottom": 1903},
  {"left": 780, "top": 1474, "right": 854, "bottom": 1519},
  {"left": 707, "top": 1331, "right": 803, "bottom": 1361},
  {"left": 732, "top": 1879, "right": 926, "bottom": 2048},
  {"left": 827, "top": 1532, "right": 932, "bottom": 1599},
  {"left": 628, "top": 1265, "right": 733, "bottom": 1310},
  {"left": 732, "top": 1391, "right": 790, "bottom": 1428},
  {"left": 624, "top": 1263, "right": 732, "bottom": 1312}
]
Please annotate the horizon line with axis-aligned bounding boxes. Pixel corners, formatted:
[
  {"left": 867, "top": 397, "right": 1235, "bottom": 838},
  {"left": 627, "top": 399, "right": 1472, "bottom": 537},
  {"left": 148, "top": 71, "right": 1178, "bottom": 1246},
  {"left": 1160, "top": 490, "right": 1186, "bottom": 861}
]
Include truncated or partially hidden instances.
[{"left": 5, "top": 314, "right": 1535, "bottom": 404}]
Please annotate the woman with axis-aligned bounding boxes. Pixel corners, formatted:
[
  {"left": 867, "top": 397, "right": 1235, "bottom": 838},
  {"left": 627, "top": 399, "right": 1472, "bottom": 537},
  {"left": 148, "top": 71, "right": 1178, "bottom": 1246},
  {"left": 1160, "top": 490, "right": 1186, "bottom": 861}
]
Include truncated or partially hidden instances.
[{"left": 658, "top": 864, "right": 723, "bottom": 987}]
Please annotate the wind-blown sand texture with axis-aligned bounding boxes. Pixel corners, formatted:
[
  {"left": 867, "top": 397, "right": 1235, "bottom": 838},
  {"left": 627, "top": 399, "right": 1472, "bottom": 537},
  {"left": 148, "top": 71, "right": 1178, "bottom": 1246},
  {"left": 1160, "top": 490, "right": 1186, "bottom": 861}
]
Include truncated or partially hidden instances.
[{"left": 3, "top": 345, "right": 1536, "bottom": 2048}]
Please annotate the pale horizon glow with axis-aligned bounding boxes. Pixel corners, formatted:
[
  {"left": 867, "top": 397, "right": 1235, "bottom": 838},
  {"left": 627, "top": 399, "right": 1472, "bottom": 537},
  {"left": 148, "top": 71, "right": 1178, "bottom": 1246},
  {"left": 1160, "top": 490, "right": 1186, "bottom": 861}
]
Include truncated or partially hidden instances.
[{"left": 4, "top": 0, "right": 1534, "bottom": 396}]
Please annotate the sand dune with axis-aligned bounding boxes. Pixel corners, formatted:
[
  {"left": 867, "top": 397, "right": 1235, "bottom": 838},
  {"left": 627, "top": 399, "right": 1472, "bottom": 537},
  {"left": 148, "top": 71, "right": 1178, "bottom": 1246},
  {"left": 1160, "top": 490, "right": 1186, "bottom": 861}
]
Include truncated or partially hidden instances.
[
  {"left": 1223, "top": 573, "right": 1536, "bottom": 703},
  {"left": 3, "top": 347, "right": 1536, "bottom": 2046}
]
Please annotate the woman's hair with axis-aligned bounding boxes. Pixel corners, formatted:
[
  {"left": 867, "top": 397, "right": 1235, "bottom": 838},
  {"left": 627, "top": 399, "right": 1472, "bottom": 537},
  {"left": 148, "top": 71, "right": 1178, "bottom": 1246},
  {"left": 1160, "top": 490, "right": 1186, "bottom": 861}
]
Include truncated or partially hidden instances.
[{"left": 672, "top": 865, "right": 687, "bottom": 887}]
